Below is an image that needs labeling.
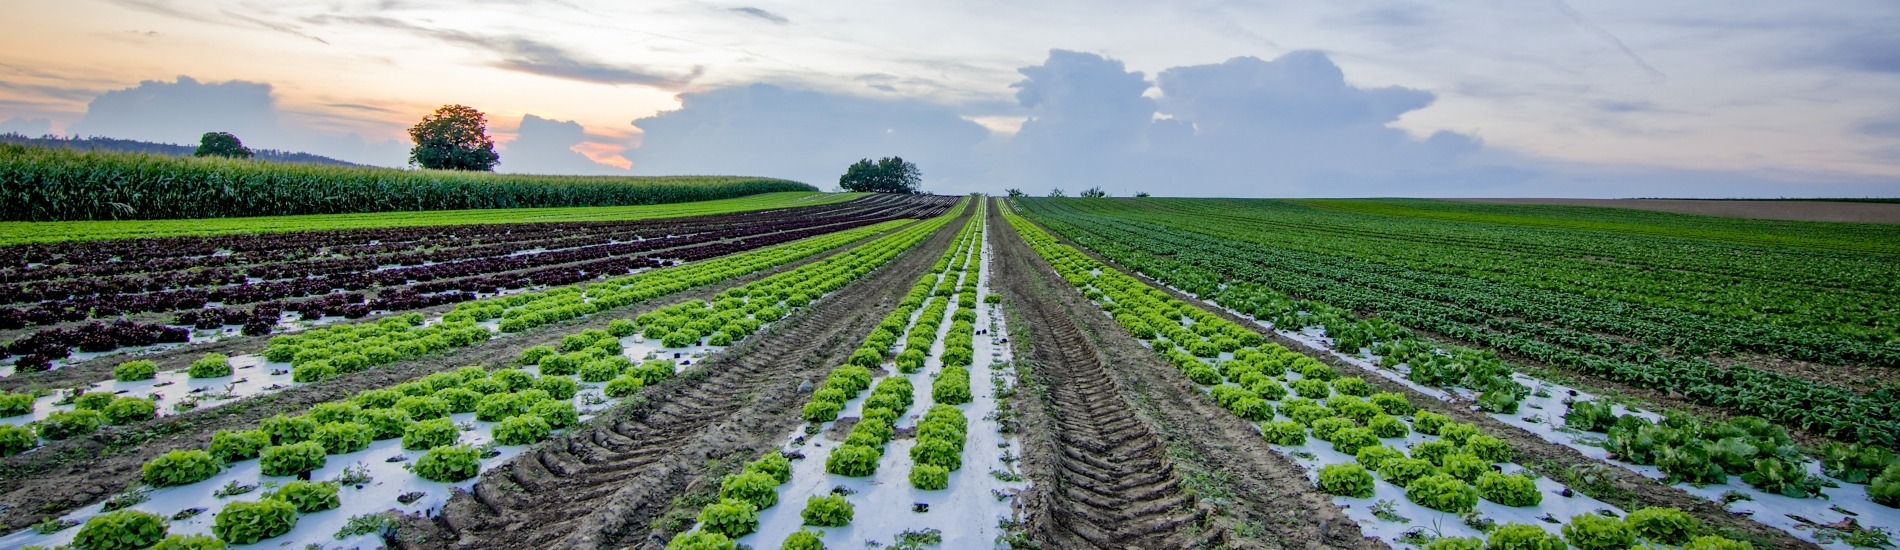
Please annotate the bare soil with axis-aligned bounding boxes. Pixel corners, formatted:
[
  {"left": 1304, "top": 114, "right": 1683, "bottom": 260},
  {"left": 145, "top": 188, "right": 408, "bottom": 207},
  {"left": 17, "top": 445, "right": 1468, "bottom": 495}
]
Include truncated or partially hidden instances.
[
  {"left": 392, "top": 208, "right": 969, "bottom": 550},
  {"left": 0, "top": 225, "right": 899, "bottom": 532},
  {"left": 991, "top": 200, "right": 1375, "bottom": 550},
  {"left": 1026, "top": 215, "right": 1816, "bottom": 550},
  {"left": 1448, "top": 198, "right": 1900, "bottom": 224}
]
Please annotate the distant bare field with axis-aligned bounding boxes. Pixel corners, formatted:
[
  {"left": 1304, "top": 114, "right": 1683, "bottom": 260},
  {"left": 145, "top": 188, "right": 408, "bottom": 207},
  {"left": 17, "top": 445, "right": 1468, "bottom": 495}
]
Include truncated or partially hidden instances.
[{"left": 1449, "top": 198, "right": 1900, "bottom": 223}]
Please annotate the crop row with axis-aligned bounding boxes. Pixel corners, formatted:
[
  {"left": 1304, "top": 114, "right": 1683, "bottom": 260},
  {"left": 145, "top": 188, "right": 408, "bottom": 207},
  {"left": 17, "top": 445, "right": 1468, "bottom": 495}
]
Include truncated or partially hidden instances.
[
  {"left": 0, "top": 195, "right": 943, "bottom": 363},
  {"left": 1022, "top": 199, "right": 1900, "bottom": 368},
  {"left": 999, "top": 203, "right": 1766, "bottom": 550},
  {"left": 2, "top": 200, "right": 972, "bottom": 548},
  {"left": 1, "top": 199, "right": 952, "bottom": 373},
  {"left": 669, "top": 200, "right": 992, "bottom": 548},
  {"left": 1012, "top": 199, "right": 1900, "bottom": 446},
  {"left": 0, "top": 219, "right": 919, "bottom": 436},
  {"left": 0, "top": 144, "right": 816, "bottom": 222}
]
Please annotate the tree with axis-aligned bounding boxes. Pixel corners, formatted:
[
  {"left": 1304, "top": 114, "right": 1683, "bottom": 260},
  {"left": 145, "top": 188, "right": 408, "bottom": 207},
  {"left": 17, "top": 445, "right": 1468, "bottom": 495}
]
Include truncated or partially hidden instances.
[
  {"left": 838, "top": 156, "right": 922, "bottom": 194},
  {"left": 1047, "top": 188, "right": 1066, "bottom": 197},
  {"left": 192, "top": 132, "right": 253, "bottom": 159},
  {"left": 1078, "top": 186, "right": 1107, "bottom": 198},
  {"left": 1004, "top": 188, "right": 1025, "bottom": 197},
  {"left": 408, "top": 105, "right": 499, "bottom": 171},
  {"left": 1135, "top": 191, "right": 1151, "bottom": 198}
]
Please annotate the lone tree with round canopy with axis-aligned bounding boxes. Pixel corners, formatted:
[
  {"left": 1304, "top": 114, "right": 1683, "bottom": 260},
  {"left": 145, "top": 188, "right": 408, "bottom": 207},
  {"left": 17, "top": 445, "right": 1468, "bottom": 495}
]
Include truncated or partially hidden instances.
[
  {"left": 192, "top": 131, "right": 253, "bottom": 159},
  {"left": 408, "top": 104, "right": 500, "bottom": 171},
  {"left": 838, "top": 156, "right": 922, "bottom": 194}
]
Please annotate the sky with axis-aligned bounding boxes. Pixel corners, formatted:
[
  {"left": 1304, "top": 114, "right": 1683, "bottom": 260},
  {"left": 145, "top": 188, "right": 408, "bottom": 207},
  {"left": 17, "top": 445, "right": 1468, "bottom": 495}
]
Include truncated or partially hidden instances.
[{"left": 2, "top": 0, "right": 1898, "bottom": 197}]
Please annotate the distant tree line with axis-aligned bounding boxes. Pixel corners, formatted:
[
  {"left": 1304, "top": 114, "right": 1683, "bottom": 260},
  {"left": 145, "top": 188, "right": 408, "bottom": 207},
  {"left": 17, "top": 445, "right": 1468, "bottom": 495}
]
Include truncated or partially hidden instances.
[
  {"left": 0, "top": 133, "right": 361, "bottom": 166},
  {"left": 839, "top": 156, "right": 924, "bottom": 194}
]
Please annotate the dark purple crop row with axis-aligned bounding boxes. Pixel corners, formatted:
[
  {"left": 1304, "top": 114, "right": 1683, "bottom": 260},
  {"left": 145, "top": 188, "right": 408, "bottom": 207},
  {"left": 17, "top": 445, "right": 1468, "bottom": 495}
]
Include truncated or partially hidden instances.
[{"left": 0, "top": 194, "right": 956, "bottom": 371}]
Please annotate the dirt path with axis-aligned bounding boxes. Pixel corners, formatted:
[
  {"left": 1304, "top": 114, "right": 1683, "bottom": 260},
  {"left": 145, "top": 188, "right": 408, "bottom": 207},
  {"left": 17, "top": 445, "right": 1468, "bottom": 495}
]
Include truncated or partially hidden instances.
[
  {"left": 0, "top": 224, "right": 903, "bottom": 532},
  {"left": 1024, "top": 213, "right": 1814, "bottom": 549},
  {"left": 991, "top": 200, "right": 1373, "bottom": 550},
  {"left": 397, "top": 209, "right": 970, "bottom": 550},
  {"left": 1447, "top": 198, "right": 1900, "bottom": 224}
]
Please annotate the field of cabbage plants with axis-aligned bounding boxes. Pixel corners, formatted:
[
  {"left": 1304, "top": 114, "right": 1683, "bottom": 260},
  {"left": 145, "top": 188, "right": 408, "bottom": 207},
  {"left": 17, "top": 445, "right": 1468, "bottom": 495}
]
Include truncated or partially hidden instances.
[{"left": 1, "top": 190, "right": 1892, "bottom": 550}]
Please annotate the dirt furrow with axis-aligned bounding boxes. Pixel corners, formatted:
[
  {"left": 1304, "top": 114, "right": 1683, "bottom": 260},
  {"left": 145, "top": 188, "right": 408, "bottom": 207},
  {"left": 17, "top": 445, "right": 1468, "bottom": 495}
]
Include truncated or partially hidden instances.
[
  {"left": 398, "top": 207, "right": 970, "bottom": 550},
  {"left": 993, "top": 199, "right": 1377, "bottom": 550}
]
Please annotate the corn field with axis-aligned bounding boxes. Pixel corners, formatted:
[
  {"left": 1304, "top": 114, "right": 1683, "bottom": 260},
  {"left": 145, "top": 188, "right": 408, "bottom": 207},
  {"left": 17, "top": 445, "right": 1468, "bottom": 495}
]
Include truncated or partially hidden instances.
[{"left": 0, "top": 144, "right": 814, "bottom": 221}]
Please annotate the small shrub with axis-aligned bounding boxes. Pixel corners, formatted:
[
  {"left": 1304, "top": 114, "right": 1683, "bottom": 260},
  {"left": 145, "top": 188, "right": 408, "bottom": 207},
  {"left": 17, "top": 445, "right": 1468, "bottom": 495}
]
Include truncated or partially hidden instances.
[
  {"left": 260, "top": 441, "right": 327, "bottom": 476},
  {"left": 801, "top": 495, "right": 854, "bottom": 526},
  {"left": 1356, "top": 445, "right": 1405, "bottom": 471},
  {"left": 1410, "top": 439, "right": 1458, "bottom": 466},
  {"left": 270, "top": 480, "right": 341, "bottom": 513},
  {"left": 912, "top": 463, "right": 951, "bottom": 490},
  {"left": 1414, "top": 410, "right": 1451, "bottom": 435},
  {"left": 190, "top": 353, "right": 234, "bottom": 378},
  {"left": 143, "top": 449, "right": 221, "bottom": 487},
  {"left": 436, "top": 388, "right": 481, "bottom": 413},
  {"left": 531, "top": 400, "right": 579, "bottom": 429},
  {"left": 208, "top": 429, "right": 272, "bottom": 462},
  {"left": 1463, "top": 434, "right": 1513, "bottom": 463},
  {"left": 102, "top": 397, "right": 157, "bottom": 425},
  {"left": 1486, "top": 524, "right": 1566, "bottom": 550},
  {"left": 1330, "top": 427, "right": 1379, "bottom": 455},
  {"left": 0, "top": 391, "right": 32, "bottom": 417},
  {"left": 1682, "top": 535, "right": 1754, "bottom": 550},
  {"left": 413, "top": 444, "right": 482, "bottom": 482},
  {"left": 36, "top": 409, "right": 103, "bottom": 440},
  {"left": 781, "top": 529, "right": 826, "bottom": 550},
  {"left": 150, "top": 533, "right": 225, "bottom": 549},
  {"left": 1429, "top": 537, "right": 1483, "bottom": 550},
  {"left": 604, "top": 375, "right": 646, "bottom": 398},
  {"left": 212, "top": 499, "right": 296, "bottom": 545},
  {"left": 75, "top": 392, "right": 115, "bottom": 411},
  {"left": 357, "top": 407, "right": 411, "bottom": 440},
  {"left": 403, "top": 418, "right": 459, "bottom": 450},
  {"left": 261, "top": 413, "right": 317, "bottom": 445},
  {"left": 826, "top": 444, "right": 881, "bottom": 477},
  {"left": 1261, "top": 420, "right": 1307, "bottom": 446},
  {"left": 720, "top": 471, "right": 780, "bottom": 509},
  {"left": 1405, "top": 474, "right": 1478, "bottom": 513},
  {"left": 75, "top": 509, "right": 168, "bottom": 550},
  {"left": 495, "top": 414, "right": 552, "bottom": 445},
  {"left": 1370, "top": 392, "right": 1413, "bottom": 416},
  {"left": 114, "top": 360, "right": 158, "bottom": 381},
  {"left": 395, "top": 396, "right": 451, "bottom": 421},
  {"left": 1438, "top": 422, "right": 1480, "bottom": 446},
  {"left": 313, "top": 422, "right": 374, "bottom": 454},
  {"left": 1440, "top": 453, "right": 1490, "bottom": 482},
  {"left": 1333, "top": 376, "right": 1373, "bottom": 396},
  {"left": 0, "top": 424, "right": 35, "bottom": 456},
  {"left": 696, "top": 498, "right": 761, "bottom": 538},
  {"left": 1476, "top": 472, "right": 1541, "bottom": 507},
  {"left": 746, "top": 452, "right": 793, "bottom": 485},
  {"left": 1317, "top": 463, "right": 1375, "bottom": 498},
  {"left": 1626, "top": 507, "right": 1700, "bottom": 545},
  {"left": 667, "top": 531, "right": 736, "bottom": 550},
  {"left": 1561, "top": 513, "right": 1635, "bottom": 550}
]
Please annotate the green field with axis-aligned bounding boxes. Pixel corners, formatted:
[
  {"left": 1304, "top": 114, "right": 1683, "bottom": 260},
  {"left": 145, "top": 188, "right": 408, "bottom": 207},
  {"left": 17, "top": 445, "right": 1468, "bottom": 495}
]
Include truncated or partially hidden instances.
[
  {"left": 0, "top": 144, "right": 816, "bottom": 222},
  {"left": 1015, "top": 197, "right": 1900, "bottom": 444},
  {"left": 0, "top": 191, "right": 859, "bottom": 245}
]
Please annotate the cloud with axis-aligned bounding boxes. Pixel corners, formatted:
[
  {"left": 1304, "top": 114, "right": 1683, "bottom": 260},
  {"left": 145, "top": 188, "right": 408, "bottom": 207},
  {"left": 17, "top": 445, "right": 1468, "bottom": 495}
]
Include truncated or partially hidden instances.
[
  {"left": 1005, "top": 50, "right": 1157, "bottom": 185},
  {"left": 628, "top": 83, "right": 991, "bottom": 190},
  {"left": 1818, "top": 32, "right": 1900, "bottom": 74},
  {"left": 63, "top": 75, "right": 407, "bottom": 165},
  {"left": 309, "top": 16, "right": 700, "bottom": 88},
  {"left": 1855, "top": 116, "right": 1900, "bottom": 138},
  {"left": 498, "top": 114, "right": 626, "bottom": 175},
  {"left": 220, "top": 10, "right": 330, "bottom": 44},
  {"left": 727, "top": 7, "right": 789, "bottom": 24},
  {"left": 0, "top": 117, "right": 53, "bottom": 136}
]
